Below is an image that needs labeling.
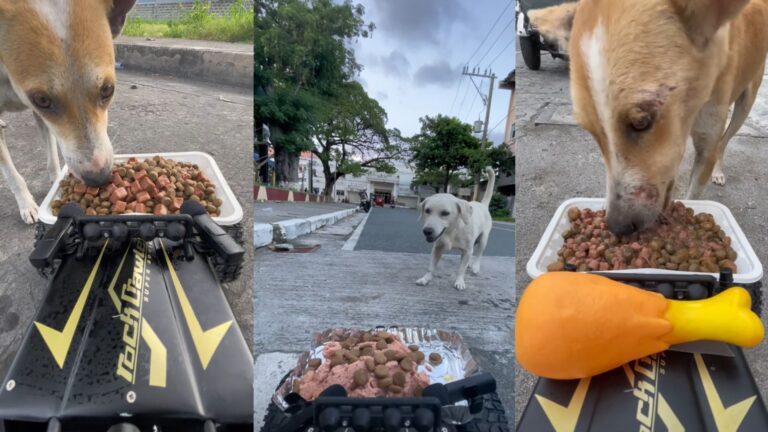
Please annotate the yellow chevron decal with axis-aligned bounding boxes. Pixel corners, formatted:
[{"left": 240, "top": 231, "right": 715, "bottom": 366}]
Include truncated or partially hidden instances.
[
  {"left": 107, "top": 247, "right": 132, "bottom": 313},
  {"left": 535, "top": 377, "right": 590, "bottom": 432},
  {"left": 694, "top": 353, "right": 756, "bottom": 432},
  {"left": 34, "top": 242, "right": 109, "bottom": 368},
  {"left": 160, "top": 242, "right": 232, "bottom": 369},
  {"left": 141, "top": 321, "right": 167, "bottom": 387}
]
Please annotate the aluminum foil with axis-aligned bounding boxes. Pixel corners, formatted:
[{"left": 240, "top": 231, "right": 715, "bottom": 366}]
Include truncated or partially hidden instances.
[{"left": 273, "top": 327, "right": 479, "bottom": 411}]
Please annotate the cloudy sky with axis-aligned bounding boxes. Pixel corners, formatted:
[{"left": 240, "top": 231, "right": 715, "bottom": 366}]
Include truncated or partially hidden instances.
[{"left": 350, "top": 0, "right": 516, "bottom": 144}]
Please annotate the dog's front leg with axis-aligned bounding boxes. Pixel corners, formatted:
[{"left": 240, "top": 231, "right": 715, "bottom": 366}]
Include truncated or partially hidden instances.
[
  {"left": 0, "top": 120, "right": 39, "bottom": 224},
  {"left": 417, "top": 243, "right": 445, "bottom": 286},
  {"left": 686, "top": 102, "right": 729, "bottom": 199},
  {"left": 453, "top": 249, "right": 473, "bottom": 291},
  {"left": 34, "top": 113, "right": 60, "bottom": 182}
]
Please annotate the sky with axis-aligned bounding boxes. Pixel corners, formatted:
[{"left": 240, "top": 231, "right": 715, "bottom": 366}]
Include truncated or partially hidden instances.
[{"left": 350, "top": 0, "right": 516, "bottom": 144}]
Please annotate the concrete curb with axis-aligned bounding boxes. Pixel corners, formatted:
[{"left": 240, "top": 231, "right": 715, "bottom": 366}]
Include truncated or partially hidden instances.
[
  {"left": 253, "top": 208, "right": 358, "bottom": 248},
  {"left": 114, "top": 38, "right": 253, "bottom": 88}
]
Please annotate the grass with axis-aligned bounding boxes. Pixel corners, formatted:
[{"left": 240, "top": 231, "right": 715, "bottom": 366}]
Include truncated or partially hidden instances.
[
  {"left": 122, "top": 0, "right": 253, "bottom": 43},
  {"left": 493, "top": 216, "right": 515, "bottom": 223}
]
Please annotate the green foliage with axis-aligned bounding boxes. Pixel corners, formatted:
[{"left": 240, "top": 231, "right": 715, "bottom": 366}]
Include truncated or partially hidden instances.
[
  {"left": 123, "top": 1, "right": 254, "bottom": 43},
  {"left": 409, "top": 115, "right": 482, "bottom": 191},
  {"left": 489, "top": 193, "right": 510, "bottom": 218}
]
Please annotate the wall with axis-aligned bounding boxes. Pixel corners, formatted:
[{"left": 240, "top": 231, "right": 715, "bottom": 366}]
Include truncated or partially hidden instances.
[{"left": 131, "top": 0, "right": 254, "bottom": 20}]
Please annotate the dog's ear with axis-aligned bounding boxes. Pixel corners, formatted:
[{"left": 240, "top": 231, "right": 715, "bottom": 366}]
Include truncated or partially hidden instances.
[
  {"left": 456, "top": 201, "right": 472, "bottom": 226},
  {"left": 527, "top": 2, "right": 579, "bottom": 52},
  {"left": 107, "top": 0, "right": 137, "bottom": 38},
  {"left": 671, "top": 0, "right": 750, "bottom": 48},
  {"left": 418, "top": 198, "right": 427, "bottom": 221}
]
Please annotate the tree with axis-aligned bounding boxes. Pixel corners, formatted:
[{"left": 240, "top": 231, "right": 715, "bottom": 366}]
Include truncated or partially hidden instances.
[
  {"left": 254, "top": 0, "right": 374, "bottom": 184},
  {"left": 409, "top": 115, "right": 482, "bottom": 192},
  {"left": 312, "top": 82, "right": 407, "bottom": 197}
]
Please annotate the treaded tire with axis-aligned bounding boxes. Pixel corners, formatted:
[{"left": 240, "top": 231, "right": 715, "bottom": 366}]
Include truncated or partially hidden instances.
[
  {"left": 519, "top": 35, "right": 541, "bottom": 71},
  {"left": 212, "top": 222, "right": 245, "bottom": 283},
  {"left": 259, "top": 392, "right": 510, "bottom": 432},
  {"left": 457, "top": 392, "right": 511, "bottom": 432}
]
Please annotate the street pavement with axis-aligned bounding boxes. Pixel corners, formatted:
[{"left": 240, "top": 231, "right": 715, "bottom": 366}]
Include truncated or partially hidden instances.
[
  {"left": 255, "top": 201, "right": 356, "bottom": 224},
  {"left": 514, "top": 51, "right": 768, "bottom": 424},
  {"left": 254, "top": 210, "right": 516, "bottom": 429},
  {"left": 354, "top": 207, "right": 515, "bottom": 256},
  {"left": 0, "top": 70, "right": 254, "bottom": 378}
]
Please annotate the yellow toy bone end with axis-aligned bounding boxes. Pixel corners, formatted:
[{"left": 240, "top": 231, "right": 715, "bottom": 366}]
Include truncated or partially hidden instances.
[{"left": 663, "top": 287, "right": 764, "bottom": 348}]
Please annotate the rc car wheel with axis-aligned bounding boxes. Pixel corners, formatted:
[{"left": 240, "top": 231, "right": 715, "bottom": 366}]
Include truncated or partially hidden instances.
[
  {"left": 209, "top": 222, "right": 245, "bottom": 282},
  {"left": 260, "top": 401, "right": 292, "bottom": 432},
  {"left": 519, "top": 34, "right": 541, "bottom": 71},
  {"left": 223, "top": 222, "right": 245, "bottom": 246},
  {"left": 456, "top": 392, "right": 510, "bottom": 432}
]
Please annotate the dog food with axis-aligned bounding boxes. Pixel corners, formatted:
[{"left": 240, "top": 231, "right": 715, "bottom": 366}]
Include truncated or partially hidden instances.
[
  {"left": 294, "top": 331, "right": 430, "bottom": 400},
  {"left": 51, "top": 156, "right": 222, "bottom": 217},
  {"left": 547, "top": 201, "right": 738, "bottom": 273}
]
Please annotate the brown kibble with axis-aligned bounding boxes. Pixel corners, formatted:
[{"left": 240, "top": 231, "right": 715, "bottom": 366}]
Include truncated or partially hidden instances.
[
  {"left": 374, "top": 352, "right": 387, "bottom": 365},
  {"left": 364, "top": 358, "right": 375, "bottom": 372},
  {"left": 378, "top": 377, "right": 392, "bottom": 389},
  {"left": 308, "top": 358, "right": 321, "bottom": 369},
  {"left": 384, "top": 350, "right": 397, "bottom": 361},
  {"left": 429, "top": 352, "right": 442, "bottom": 365},
  {"left": 353, "top": 369, "right": 369, "bottom": 388},
  {"left": 374, "top": 365, "right": 389, "bottom": 379},
  {"left": 400, "top": 357, "right": 414, "bottom": 372},
  {"left": 292, "top": 379, "right": 302, "bottom": 393},
  {"left": 392, "top": 371, "right": 406, "bottom": 386},
  {"left": 388, "top": 385, "right": 403, "bottom": 394},
  {"left": 375, "top": 340, "right": 387, "bottom": 350},
  {"left": 408, "top": 345, "right": 419, "bottom": 352}
]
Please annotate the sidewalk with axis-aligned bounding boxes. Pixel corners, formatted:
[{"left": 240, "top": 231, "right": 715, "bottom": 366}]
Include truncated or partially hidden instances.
[
  {"left": 254, "top": 202, "right": 358, "bottom": 248},
  {"left": 114, "top": 36, "right": 253, "bottom": 88}
]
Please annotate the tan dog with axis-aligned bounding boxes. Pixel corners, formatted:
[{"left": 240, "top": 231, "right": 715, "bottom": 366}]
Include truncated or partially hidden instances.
[
  {"left": 530, "top": 0, "right": 768, "bottom": 234},
  {"left": 417, "top": 167, "right": 496, "bottom": 290},
  {"left": 0, "top": 0, "right": 136, "bottom": 223}
]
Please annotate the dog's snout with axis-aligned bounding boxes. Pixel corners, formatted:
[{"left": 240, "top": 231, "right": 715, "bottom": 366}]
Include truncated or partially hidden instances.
[
  {"left": 79, "top": 167, "right": 112, "bottom": 186},
  {"left": 606, "top": 215, "right": 636, "bottom": 236},
  {"left": 423, "top": 227, "right": 434, "bottom": 237}
]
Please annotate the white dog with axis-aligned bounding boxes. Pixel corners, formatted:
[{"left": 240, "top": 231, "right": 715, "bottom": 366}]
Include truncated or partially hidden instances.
[{"left": 417, "top": 166, "right": 496, "bottom": 290}]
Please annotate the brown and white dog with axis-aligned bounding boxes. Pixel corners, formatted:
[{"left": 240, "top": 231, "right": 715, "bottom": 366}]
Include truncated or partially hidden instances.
[
  {"left": 0, "top": 0, "right": 136, "bottom": 223},
  {"left": 530, "top": 0, "right": 768, "bottom": 234}
]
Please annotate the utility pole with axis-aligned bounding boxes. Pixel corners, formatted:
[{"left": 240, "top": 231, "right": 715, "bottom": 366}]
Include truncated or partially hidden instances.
[{"left": 462, "top": 66, "right": 496, "bottom": 200}]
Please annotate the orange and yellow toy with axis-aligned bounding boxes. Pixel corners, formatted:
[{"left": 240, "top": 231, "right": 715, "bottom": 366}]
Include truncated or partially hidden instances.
[{"left": 516, "top": 272, "right": 764, "bottom": 379}]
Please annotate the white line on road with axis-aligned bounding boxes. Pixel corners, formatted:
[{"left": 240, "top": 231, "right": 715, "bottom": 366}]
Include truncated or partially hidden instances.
[{"left": 342, "top": 210, "right": 371, "bottom": 251}]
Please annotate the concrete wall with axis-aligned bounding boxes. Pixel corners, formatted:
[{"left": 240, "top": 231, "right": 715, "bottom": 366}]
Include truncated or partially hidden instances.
[{"left": 131, "top": 0, "right": 254, "bottom": 20}]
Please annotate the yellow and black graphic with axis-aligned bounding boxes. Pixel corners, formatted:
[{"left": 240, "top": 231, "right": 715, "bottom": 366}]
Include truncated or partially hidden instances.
[
  {"left": 109, "top": 241, "right": 167, "bottom": 388},
  {"left": 160, "top": 242, "right": 232, "bottom": 369},
  {"left": 535, "top": 377, "right": 590, "bottom": 432},
  {"left": 621, "top": 354, "right": 683, "bottom": 432},
  {"left": 34, "top": 242, "right": 109, "bottom": 369},
  {"left": 694, "top": 353, "right": 756, "bottom": 432}
]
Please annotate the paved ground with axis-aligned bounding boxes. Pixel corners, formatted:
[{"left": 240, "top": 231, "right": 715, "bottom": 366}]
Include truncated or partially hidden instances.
[
  {"left": 514, "top": 52, "right": 768, "bottom": 424},
  {"left": 255, "top": 201, "right": 356, "bottom": 224},
  {"left": 354, "top": 207, "right": 515, "bottom": 256},
  {"left": 0, "top": 70, "right": 254, "bottom": 376},
  {"left": 254, "top": 211, "right": 516, "bottom": 429}
]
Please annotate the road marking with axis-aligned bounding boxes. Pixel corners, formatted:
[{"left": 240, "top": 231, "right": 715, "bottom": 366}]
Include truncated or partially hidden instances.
[{"left": 342, "top": 211, "right": 370, "bottom": 251}]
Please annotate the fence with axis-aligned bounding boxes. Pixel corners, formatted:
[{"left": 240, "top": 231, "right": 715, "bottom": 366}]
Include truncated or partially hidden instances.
[{"left": 131, "top": 0, "right": 254, "bottom": 20}]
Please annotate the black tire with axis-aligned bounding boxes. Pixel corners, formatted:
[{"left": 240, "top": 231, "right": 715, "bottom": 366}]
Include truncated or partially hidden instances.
[
  {"left": 259, "top": 392, "right": 510, "bottom": 432},
  {"left": 212, "top": 222, "right": 244, "bottom": 283},
  {"left": 457, "top": 392, "right": 511, "bottom": 432},
  {"left": 519, "top": 34, "right": 541, "bottom": 71}
]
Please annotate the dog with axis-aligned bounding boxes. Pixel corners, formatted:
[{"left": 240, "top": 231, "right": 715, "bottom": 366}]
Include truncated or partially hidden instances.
[
  {"left": 416, "top": 166, "right": 496, "bottom": 290},
  {"left": 529, "top": 0, "right": 768, "bottom": 234},
  {"left": 0, "top": 0, "right": 136, "bottom": 224}
]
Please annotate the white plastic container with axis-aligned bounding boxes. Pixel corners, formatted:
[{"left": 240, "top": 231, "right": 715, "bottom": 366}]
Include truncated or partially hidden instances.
[
  {"left": 526, "top": 198, "right": 763, "bottom": 284},
  {"left": 38, "top": 151, "right": 243, "bottom": 226}
]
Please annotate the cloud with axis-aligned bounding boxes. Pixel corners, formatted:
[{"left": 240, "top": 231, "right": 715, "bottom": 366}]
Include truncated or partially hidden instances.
[
  {"left": 366, "top": 50, "right": 411, "bottom": 77},
  {"left": 375, "top": 91, "right": 388, "bottom": 101},
  {"left": 370, "top": 0, "right": 472, "bottom": 47},
  {"left": 413, "top": 60, "right": 460, "bottom": 88}
]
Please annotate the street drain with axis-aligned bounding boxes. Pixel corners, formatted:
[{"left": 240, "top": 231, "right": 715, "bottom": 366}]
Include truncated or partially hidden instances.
[{"left": 268, "top": 243, "right": 321, "bottom": 253}]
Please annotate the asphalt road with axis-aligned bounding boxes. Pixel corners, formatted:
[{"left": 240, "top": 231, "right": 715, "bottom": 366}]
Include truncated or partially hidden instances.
[
  {"left": 254, "top": 211, "right": 516, "bottom": 429},
  {"left": 514, "top": 51, "right": 768, "bottom": 424},
  {"left": 354, "top": 207, "right": 515, "bottom": 256},
  {"left": 0, "top": 70, "right": 254, "bottom": 379}
]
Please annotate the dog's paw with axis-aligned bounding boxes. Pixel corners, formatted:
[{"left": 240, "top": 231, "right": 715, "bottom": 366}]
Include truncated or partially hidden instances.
[
  {"left": 416, "top": 274, "right": 432, "bottom": 286},
  {"left": 453, "top": 278, "right": 466, "bottom": 291},
  {"left": 470, "top": 263, "right": 481, "bottom": 275},
  {"left": 17, "top": 197, "right": 39, "bottom": 225},
  {"left": 711, "top": 171, "right": 726, "bottom": 186}
]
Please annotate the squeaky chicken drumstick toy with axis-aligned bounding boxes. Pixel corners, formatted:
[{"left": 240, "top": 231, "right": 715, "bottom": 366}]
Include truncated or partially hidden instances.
[{"left": 516, "top": 272, "right": 764, "bottom": 379}]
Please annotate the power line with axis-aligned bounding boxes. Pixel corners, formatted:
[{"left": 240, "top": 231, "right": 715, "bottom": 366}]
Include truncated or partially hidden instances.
[
  {"left": 475, "top": 18, "right": 515, "bottom": 67},
  {"left": 449, "top": 75, "right": 465, "bottom": 116},
  {"left": 487, "top": 37, "right": 516, "bottom": 69},
  {"left": 456, "top": 77, "right": 473, "bottom": 118},
  {"left": 489, "top": 114, "right": 509, "bottom": 134},
  {"left": 463, "top": 77, "right": 485, "bottom": 121},
  {"left": 465, "top": 0, "right": 513, "bottom": 66}
]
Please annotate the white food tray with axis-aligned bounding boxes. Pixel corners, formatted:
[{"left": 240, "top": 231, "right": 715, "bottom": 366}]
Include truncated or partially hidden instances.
[
  {"left": 526, "top": 198, "right": 763, "bottom": 284},
  {"left": 38, "top": 151, "right": 243, "bottom": 226}
]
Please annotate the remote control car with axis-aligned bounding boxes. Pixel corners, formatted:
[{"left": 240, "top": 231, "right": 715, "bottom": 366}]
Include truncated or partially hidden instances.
[{"left": 0, "top": 201, "right": 252, "bottom": 432}]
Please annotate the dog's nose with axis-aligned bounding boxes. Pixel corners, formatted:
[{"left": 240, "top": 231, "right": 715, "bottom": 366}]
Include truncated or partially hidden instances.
[
  {"left": 606, "top": 213, "right": 637, "bottom": 236},
  {"left": 79, "top": 167, "right": 112, "bottom": 186},
  {"left": 423, "top": 227, "right": 434, "bottom": 237}
]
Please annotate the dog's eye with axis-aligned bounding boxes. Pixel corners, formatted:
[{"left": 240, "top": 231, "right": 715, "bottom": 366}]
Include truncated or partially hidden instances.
[
  {"left": 440, "top": 210, "right": 450, "bottom": 217},
  {"left": 425, "top": 209, "right": 431, "bottom": 215},
  {"left": 30, "top": 92, "right": 53, "bottom": 110},
  {"left": 100, "top": 83, "right": 115, "bottom": 102},
  {"left": 627, "top": 107, "right": 655, "bottom": 133}
]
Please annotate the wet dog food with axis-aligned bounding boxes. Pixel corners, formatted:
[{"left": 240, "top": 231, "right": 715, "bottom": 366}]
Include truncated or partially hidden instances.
[
  {"left": 51, "top": 156, "right": 222, "bottom": 217},
  {"left": 548, "top": 201, "right": 737, "bottom": 273},
  {"left": 294, "top": 331, "right": 431, "bottom": 400}
]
